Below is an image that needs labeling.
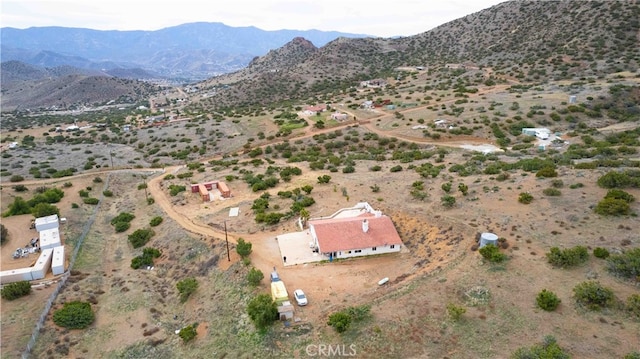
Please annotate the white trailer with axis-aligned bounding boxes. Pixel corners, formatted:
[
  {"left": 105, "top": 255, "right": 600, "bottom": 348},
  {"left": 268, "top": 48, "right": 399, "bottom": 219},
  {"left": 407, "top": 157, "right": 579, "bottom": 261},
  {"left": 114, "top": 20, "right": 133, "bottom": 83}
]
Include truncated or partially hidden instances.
[
  {"left": 31, "top": 248, "right": 54, "bottom": 280},
  {"left": 52, "top": 246, "right": 65, "bottom": 275}
]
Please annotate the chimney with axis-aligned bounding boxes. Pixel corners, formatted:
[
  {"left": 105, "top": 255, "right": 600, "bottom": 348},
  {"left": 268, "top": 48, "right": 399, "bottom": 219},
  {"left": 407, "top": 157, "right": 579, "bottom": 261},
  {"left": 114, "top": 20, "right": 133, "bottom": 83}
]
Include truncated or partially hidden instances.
[{"left": 362, "top": 219, "right": 369, "bottom": 233}]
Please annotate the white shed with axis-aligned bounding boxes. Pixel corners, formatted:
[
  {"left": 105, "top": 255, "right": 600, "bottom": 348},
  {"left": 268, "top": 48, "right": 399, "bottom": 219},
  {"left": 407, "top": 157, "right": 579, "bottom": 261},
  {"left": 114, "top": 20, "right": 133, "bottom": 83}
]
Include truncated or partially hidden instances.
[
  {"left": 31, "top": 248, "right": 54, "bottom": 280},
  {"left": 52, "top": 246, "right": 65, "bottom": 275},
  {"left": 39, "top": 228, "right": 61, "bottom": 250},
  {"left": 0, "top": 268, "right": 34, "bottom": 284},
  {"left": 35, "top": 214, "right": 59, "bottom": 232}
]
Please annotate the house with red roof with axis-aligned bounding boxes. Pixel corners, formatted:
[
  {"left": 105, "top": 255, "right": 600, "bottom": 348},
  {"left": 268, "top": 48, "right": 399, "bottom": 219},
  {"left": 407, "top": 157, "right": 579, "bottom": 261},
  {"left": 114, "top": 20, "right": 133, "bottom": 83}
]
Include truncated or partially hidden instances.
[{"left": 308, "top": 211, "right": 403, "bottom": 260}]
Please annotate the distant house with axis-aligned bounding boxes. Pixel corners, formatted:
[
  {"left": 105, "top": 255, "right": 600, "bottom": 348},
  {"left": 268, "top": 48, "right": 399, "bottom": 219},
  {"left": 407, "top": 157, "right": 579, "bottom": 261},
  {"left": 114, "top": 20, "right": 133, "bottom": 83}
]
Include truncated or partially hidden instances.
[
  {"left": 308, "top": 206, "right": 403, "bottom": 260},
  {"left": 360, "top": 79, "right": 387, "bottom": 88},
  {"left": 331, "top": 112, "right": 348, "bottom": 121},
  {"left": 522, "top": 128, "right": 551, "bottom": 140}
]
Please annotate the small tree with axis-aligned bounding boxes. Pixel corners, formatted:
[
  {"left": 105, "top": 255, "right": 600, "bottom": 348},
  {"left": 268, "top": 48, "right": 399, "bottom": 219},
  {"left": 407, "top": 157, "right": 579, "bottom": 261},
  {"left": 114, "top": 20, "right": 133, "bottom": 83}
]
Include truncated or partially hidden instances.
[
  {"left": 128, "top": 228, "right": 155, "bottom": 248},
  {"left": 246, "top": 294, "right": 278, "bottom": 330},
  {"left": 301, "top": 185, "right": 314, "bottom": 194},
  {"left": 31, "top": 202, "right": 60, "bottom": 218},
  {"left": 478, "top": 244, "right": 507, "bottom": 263},
  {"left": 178, "top": 323, "right": 198, "bottom": 343},
  {"left": 236, "top": 238, "right": 252, "bottom": 258},
  {"left": 52, "top": 301, "right": 95, "bottom": 329},
  {"left": 176, "top": 278, "right": 198, "bottom": 303},
  {"left": 536, "top": 289, "right": 561, "bottom": 311},
  {"left": 327, "top": 311, "right": 352, "bottom": 333},
  {"left": 247, "top": 268, "right": 264, "bottom": 286},
  {"left": 573, "top": 281, "right": 615, "bottom": 310},
  {"left": 446, "top": 303, "right": 466, "bottom": 321},
  {"left": 518, "top": 192, "right": 534, "bottom": 204},
  {"left": 1, "top": 281, "right": 31, "bottom": 300}
]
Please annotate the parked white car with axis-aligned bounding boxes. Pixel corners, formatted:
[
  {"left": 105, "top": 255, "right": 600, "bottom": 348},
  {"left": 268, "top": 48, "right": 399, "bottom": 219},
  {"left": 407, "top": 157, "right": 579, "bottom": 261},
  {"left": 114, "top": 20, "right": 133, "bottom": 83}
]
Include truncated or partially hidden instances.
[{"left": 293, "top": 289, "right": 308, "bottom": 306}]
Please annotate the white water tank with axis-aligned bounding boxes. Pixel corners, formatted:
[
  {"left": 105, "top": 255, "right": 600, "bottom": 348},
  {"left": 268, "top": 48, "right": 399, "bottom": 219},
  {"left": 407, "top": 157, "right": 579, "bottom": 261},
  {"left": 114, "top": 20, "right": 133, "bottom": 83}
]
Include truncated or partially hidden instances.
[{"left": 479, "top": 232, "right": 499, "bottom": 248}]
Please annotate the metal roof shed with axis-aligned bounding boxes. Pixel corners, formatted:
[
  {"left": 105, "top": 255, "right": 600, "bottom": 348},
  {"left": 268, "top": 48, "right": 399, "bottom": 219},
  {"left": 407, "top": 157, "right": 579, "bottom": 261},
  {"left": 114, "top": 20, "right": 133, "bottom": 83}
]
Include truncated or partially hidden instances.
[
  {"left": 35, "top": 214, "right": 59, "bottom": 232},
  {"left": 52, "top": 246, "right": 65, "bottom": 275}
]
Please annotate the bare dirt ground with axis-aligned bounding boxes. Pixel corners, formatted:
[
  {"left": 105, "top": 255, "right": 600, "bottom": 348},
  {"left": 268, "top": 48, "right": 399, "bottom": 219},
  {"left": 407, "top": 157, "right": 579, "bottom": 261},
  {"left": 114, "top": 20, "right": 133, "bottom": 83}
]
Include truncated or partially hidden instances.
[{"left": 2, "top": 76, "right": 639, "bottom": 358}]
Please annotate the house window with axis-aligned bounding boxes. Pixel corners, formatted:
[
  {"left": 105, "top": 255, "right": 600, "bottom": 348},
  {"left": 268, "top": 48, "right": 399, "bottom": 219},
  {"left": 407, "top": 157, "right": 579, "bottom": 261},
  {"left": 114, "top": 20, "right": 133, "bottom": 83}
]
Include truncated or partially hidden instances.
[
  {"left": 372, "top": 247, "right": 377, "bottom": 251},
  {"left": 355, "top": 249, "right": 362, "bottom": 253},
  {"left": 347, "top": 250, "right": 351, "bottom": 254},
  {"left": 390, "top": 245, "right": 395, "bottom": 249}
]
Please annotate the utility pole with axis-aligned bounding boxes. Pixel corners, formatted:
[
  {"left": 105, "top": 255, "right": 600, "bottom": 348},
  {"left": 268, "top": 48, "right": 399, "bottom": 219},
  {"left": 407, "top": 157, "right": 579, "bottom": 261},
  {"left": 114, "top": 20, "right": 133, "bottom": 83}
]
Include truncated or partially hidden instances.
[{"left": 224, "top": 220, "right": 230, "bottom": 261}]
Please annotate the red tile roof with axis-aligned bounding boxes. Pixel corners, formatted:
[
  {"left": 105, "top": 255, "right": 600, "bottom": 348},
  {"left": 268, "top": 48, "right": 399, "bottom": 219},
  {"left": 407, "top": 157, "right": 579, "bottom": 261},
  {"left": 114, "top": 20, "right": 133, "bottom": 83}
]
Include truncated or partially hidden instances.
[{"left": 310, "top": 214, "right": 403, "bottom": 253}]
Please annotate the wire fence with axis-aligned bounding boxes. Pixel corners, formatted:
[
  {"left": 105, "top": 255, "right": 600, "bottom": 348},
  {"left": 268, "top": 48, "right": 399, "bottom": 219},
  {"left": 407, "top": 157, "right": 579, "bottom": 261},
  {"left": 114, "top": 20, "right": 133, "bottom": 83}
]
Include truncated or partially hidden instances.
[{"left": 21, "top": 174, "right": 111, "bottom": 359}]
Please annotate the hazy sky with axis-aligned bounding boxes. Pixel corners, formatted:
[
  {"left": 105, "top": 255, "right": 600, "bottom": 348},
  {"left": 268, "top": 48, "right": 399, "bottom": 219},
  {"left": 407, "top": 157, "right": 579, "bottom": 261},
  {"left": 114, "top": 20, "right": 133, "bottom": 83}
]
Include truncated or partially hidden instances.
[{"left": 1, "top": 0, "right": 506, "bottom": 38}]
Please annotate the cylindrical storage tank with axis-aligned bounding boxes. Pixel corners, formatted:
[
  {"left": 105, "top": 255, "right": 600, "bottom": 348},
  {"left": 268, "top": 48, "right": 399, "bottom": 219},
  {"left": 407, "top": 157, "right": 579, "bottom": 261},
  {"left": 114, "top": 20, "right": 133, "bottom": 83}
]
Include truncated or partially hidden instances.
[{"left": 479, "top": 232, "right": 499, "bottom": 248}]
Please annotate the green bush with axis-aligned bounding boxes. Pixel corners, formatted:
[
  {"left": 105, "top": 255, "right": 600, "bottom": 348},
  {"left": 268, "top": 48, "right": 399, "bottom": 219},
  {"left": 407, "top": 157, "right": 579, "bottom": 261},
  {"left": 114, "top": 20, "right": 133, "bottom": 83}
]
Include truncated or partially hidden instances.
[
  {"left": 1, "top": 281, "right": 32, "bottom": 300},
  {"left": 178, "top": 323, "right": 198, "bottom": 343},
  {"left": 113, "top": 221, "right": 131, "bottom": 233},
  {"left": 606, "top": 248, "right": 640, "bottom": 280},
  {"left": 236, "top": 238, "right": 252, "bottom": 258},
  {"left": 111, "top": 212, "right": 135, "bottom": 225},
  {"left": 594, "top": 198, "right": 632, "bottom": 216},
  {"left": 446, "top": 303, "right": 466, "bottom": 320},
  {"left": 512, "top": 335, "right": 569, "bottom": 359},
  {"left": 83, "top": 197, "right": 99, "bottom": 205},
  {"left": 103, "top": 190, "right": 113, "bottom": 197},
  {"left": 478, "top": 244, "right": 507, "bottom": 263},
  {"left": 130, "top": 247, "right": 161, "bottom": 269},
  {"left": 573, "top": 281, "right": 615, "bottom": 310},
  {"left": 518, "top": 192, "right": 533, "bottom": 204},
  {"left": 247, "top": 268, "right": 264, "bottom": 286},
  {"left": 247, "top": 294, "right": 278, "bottom": 330},
  {"left": 551, "top": 179, "right": 564, "bottom": 188},
  {"left": 593, "top": 247, "right": 610, "bottom": 259},
  {"left": 31, "top": 202, "right": 60, "bottom": 218},
  {"left": 389, "top": 165, "right": 403, "bottom": 172},
  {"left": 542, "top": 188, "right": 561, "bottom": 196},
  {"left": 52, "top": 301, "right": 95, "bottom": 329},
  {"left": 177, "top": 278, "right": 198, "bottom": 303},
  {"left": 624, "top": 352, "right": 640, "bottom": 359},
  {"left": 149, "top": 216, "right": 163, "bottom": 227},
  {"left": 535, "top": 166, "right": 558, "bottom": 178},
  {"left": 327, "top": 311, "right": 352, "bottom": 333},
  {"left": 536, "top": 289, "right": 561, "bottom": 311},
  {"left": 78, "top": 190, "right": 89, "bottom": 198},
  {"left": 546, "top": 246, "right": 589, "bottom": 268},
  {"left": 627, "top": 294, "right": 640, "bottom": 319},
  {"left": 128, "top": 228, "right": 155, "bottom": 248}
]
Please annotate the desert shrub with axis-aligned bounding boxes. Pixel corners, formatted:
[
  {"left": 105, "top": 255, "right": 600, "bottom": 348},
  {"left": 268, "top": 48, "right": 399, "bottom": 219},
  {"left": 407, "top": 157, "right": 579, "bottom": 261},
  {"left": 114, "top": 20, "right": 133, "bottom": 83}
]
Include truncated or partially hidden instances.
[
  {"left": 93, "top": 177, "right": 103, "bottom": 183},
  {"left": 370, "top": 165, "right": 382, "bottom": 172},
  {"left": 177, "top": 278, "right": 198, "bottom": 303},
  {"left": 317, "top": 175, "right": 331, "bottom": 183},
  {"left": 10, "top": 175, "right": 24, "bottom": 182},
  {"left": 536, "top": 166, "right": 558, "bottom": 178},
  {"left": 31, "top": 203, "right": 60, "bottom": 218},
  {"left": 236, "top": 238, "right": 252, "bottom": 258},
  {"left": 573, "top": 281, "right": 615, "bottom": 310},
  {"left": 604, "top": 189, "right": 635, "bottom": 203},
  {"left": 542, "top": 188, "right": 561, "bottom": 196},
  {"left": 113, "top": 221, "right": 131, "bottom": 233},
  {"left": 178, "top": 323, "right": 198, "bottom": 343},
  {"left": 345, "top": 304, "right": 371, "bottom": 322},
  {"left": 594, "top": 198, "right": 632, "bottom": 216},
  {"left": 83, "top": 197, "right": 99, "bottom": 205},
  {"left": 149, "top": 216, "right": 163, "bottom": 227},
  {"left": 78, "top": 189, "right": 89, "bottom": 197},
  {"left": 606, "top": 248, "right": 640, "bottom": 279},
  {"left": 389, "top": 165, "right": 403, "bottom": 172},
  {"left": 536, "top": 289, "right": 561, "bottom": 311},
  {"left": 1, "top": 281, "right": 31, "bottom": 300},
  {"left": 12, "top": 185, "right": 28, "bottom": 192},
  {"left": 111, "top": 212, "right": 135, "bottom": 225},
  {"left": 247, "top": 268, "right": 264, "bottom": 286},
  {"left": 512, "top": 335, "right": 569, "bottom": 359},
  {"left": 551, "top": 179, "right": 564, "bottom": 188},
  {"left": 71, "top": 203, "right": 79, "bottom": 209},
  {"left": 128, "top": 228, "right": 155, "bottom": 248},
  {"left": 624, "top": 352, "right": 640, "bottom": 359},
  {"left": 478, "top": 244, "right": 507, "bottom": 263},
  {"left": 627, "top": 294, "right": 640, "bottom": 319},
  {"left": 52, "top": 301, "right": 95, "bottom": 329},
  {"left": 593, "top": 247, "right": 610, "bottom": 259},
  {"left": 446, "top": 303, "right": 466, "bottom": 320},
  {"left": 247, "top": 293, "right": 278, "bottom": 330},
  {"left": 441, "top": 195, "right": 456, "bottom": 208},
  {"left": 342, "top": 165, "right": 355, "bottom": 173},
  {"left": 168, "top": 184, "right": 186, "bottom": 196},
  {"left": 130, "top": 247, "right": 161, "bottom": 269},
  {"left": 327, "top": 311, "right": 352, "bottom": 333},
  {"left": 518, "top": 192, "right": 534, "bottom": 204},
  {"left": 546, "top": 246, "right": 589, "bottom": 268}
]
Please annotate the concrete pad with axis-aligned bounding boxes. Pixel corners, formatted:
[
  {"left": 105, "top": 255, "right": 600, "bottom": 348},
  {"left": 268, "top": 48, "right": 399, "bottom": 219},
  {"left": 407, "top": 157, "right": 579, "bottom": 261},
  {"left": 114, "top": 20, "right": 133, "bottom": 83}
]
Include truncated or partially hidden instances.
[{"left": 276, "top": 231, "right": 326, "bottom": 267}]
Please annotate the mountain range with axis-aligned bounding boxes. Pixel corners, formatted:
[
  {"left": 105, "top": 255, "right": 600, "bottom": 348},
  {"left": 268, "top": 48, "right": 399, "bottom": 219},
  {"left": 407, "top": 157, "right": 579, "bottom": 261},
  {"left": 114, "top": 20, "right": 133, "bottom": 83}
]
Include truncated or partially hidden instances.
[
  {"left": 1, "top": 0, "right": 638, "bottom": 112},
  {"left": 1, "top": 22, "right": 372, "bottom": 81}
]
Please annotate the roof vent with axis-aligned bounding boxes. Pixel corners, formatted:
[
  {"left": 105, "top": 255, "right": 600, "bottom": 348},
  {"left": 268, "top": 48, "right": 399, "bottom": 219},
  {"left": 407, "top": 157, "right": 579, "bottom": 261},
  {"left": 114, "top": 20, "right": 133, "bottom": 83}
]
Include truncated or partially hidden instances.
[{"left": 362, "top": 219, "right": 369, "bottom": 233}]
